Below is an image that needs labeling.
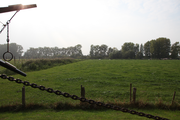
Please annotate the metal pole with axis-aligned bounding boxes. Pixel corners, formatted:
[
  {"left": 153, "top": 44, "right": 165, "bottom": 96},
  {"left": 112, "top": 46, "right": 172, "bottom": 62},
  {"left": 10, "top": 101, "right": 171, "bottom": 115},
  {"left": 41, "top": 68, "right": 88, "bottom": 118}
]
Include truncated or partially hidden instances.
[
  {"left": 0, "top": 11, "right": 19, "bottom": 34},
  {"left": 7, "top": 21, "right": 9, "bottom": 52}
]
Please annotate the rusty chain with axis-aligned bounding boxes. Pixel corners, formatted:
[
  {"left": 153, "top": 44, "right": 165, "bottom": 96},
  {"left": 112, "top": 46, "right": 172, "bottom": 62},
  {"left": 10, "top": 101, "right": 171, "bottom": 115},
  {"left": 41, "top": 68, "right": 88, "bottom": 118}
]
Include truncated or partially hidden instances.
[{"left": 0, "top": 74, "right": 169, "bottom": 120}]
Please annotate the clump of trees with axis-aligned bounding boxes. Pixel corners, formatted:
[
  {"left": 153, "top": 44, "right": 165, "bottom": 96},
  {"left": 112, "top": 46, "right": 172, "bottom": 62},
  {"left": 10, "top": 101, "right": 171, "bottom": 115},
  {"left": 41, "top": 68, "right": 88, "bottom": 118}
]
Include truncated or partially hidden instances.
[
  {"left": 0, "top": 37, "right": 179, "bottom": 59},
  {"left": 90, "top": 44, "right": 109, "bottom": 58},
  {"left": 0, "top": 43, "right": 23, "bottom": 59},
  {"left": 89, "top": 43, "right": 141, "bottom": 59},
  {"left": 23, "top": 44, "right": 83, "bottom": 59},
  {"left": 90, "top": 37, "right": 179, "bottom": 59},
  {"left": 144, "top": 38, "right": 171, "bottom": 59}
]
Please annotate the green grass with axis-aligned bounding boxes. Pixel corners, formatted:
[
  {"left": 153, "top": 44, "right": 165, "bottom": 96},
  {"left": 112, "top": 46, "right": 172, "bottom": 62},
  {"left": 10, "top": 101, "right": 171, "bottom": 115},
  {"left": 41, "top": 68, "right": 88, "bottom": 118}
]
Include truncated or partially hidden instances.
[
  {"left": 1, "top": 109, "right": 180, "bottom": 120},
  {"left": 0, "top": 58, "right": 81, "bottom": 75},
  {"left": 0, "top": 59, "right": 180, "bottom": 119}
]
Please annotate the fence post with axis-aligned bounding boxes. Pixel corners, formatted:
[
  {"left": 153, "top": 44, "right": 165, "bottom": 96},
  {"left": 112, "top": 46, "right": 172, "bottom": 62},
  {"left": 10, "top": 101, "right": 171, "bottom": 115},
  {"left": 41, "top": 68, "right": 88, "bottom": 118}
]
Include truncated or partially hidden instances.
[
  {"left": 81, "top": 85, "right": 85, "bottom": 98},
  {"left": 172, "top": 91, "right": 176, "bottom": 105},
  {"left": 133, "top": 87, "right": 137, "bottom": 103},
  {"left": 22, "top": 86, "right": 25, "bottom": 108},
  {"left": 14, "top": 56, "right": 16, "bottom": 65},
  {"left": 80, "top": 85, "right": 85, "bottom": 104},
  {"left": 130, "top": 83, "right": 132, "bottom": 102}
]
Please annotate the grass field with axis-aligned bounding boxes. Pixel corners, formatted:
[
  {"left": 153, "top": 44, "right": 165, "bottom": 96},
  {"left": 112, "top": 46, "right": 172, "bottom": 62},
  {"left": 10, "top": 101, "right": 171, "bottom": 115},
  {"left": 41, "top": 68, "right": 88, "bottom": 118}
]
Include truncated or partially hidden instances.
[{"left": 0, "top": 59, "right": 180, "bottom": 119}]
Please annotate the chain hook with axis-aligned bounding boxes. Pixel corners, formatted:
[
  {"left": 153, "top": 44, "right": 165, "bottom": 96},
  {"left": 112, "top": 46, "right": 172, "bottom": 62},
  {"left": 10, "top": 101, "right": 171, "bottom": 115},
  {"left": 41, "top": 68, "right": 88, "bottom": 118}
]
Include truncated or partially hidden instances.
[
  {"left": 3, "top": 20, "right": 13, "bottom": 61},
  {"left": 1, "top": 11, "right": 19, "bottom": 61}
]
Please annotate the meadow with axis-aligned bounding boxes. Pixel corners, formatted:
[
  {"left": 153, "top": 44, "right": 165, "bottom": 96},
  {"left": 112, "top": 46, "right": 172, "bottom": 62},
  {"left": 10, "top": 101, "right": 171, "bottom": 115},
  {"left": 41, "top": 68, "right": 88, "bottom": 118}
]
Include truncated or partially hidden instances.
[{"left": 0, "top": 59, "right": 180, "bottom": 120}]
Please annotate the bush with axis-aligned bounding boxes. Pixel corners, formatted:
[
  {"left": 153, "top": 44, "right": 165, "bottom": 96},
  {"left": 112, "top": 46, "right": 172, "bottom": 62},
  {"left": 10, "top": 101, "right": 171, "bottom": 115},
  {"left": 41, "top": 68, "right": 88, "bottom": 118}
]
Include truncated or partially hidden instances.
[{"left": 2, "top": 58, "right": 82, "bottom": 75}]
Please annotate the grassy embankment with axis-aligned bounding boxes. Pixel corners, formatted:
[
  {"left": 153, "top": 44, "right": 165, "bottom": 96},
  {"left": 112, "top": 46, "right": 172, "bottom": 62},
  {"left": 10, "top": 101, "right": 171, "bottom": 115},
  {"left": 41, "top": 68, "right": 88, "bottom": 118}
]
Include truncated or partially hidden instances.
[{"left": 0, "top": 59, "right": 180, "bottom": 120}]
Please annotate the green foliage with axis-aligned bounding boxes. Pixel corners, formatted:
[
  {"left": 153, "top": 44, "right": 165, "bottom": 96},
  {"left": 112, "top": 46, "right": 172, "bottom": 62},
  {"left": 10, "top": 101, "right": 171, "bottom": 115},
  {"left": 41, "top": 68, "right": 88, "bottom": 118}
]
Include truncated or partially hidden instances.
[
  {"left": 90, "top": 44, "right": 108, "bottom": 58},
  {"left": 144, "top": 37, "right": 171, "bottom": 59},
  {"left": 23, "top": 44, "right": 83, "bottom": 59},
  {"left": 171, "top": 42, "right": 180, "bottom": 59},
  {"left": 0, "top": 43, "right": 23, "bottom": 59},
  {"left": 109, "top": 51, "right": 122, "bottom": 59},
  {"left": 1, "top": 37, "right": 179, "bottom": 60},
  {"left": 144, "top": 41, "right": 151, "bottom": 58},
  {"left": 121, "top": 42, "right": 139, "bottom": 59},
  {"left": 136, "top": 52, "right": 143, "bottom": 59},
  {"left": 1, "top": 58, "right": 81, "bottom": 75}
]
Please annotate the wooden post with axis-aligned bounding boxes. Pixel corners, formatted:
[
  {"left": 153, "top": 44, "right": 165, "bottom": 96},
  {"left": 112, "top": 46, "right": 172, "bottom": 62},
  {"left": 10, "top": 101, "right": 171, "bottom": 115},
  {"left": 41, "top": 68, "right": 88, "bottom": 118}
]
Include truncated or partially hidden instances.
[
  {"left": 130, "top": 83, "right": 132, "bottom": 102},
  {"left": 172, "top": 91, "right": 176, "bottom": 105},
  {"left": 22, "top": 86, "right": 25, "bottom": 108},
  {"left": 80, "top": 85, "right": 85, "bottom": 105},
  {"left": 14, "top": 56, "right": 16, "bottom": 65},
  {"left": 133, "top": 87, "right": 137, "bottom": 103},
  {"left": 81, "top": 85, "right": 85, "bottom": 98}
]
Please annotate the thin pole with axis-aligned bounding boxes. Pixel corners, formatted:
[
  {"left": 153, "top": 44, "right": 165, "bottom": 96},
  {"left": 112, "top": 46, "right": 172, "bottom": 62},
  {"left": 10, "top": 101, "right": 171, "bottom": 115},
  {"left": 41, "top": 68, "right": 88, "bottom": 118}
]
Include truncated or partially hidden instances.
[
  {"left": 133, "top": 87, "right": 137, "bottom": 103},
  {"left": 22, "top": 86, "right": 25, "bottom": 108},
  {"left": 130, "top": 83, "right": 132, "bottom": 102},
  {"left": 0, "top": 11, "right": 19, "bottom": 34},
  {"left": 172, "top": 91, "right": 176, "bottom": 105},
  {"left": 7, "top": 21, "right": 9, "bottom": 52}
]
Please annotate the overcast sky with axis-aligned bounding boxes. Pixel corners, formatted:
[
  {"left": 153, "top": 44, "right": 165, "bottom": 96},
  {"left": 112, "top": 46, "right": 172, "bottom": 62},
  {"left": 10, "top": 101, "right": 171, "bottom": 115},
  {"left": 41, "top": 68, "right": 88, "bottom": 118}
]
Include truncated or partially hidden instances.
[{"left": 0, "top": 0, "right": 180, "bottom": 55}]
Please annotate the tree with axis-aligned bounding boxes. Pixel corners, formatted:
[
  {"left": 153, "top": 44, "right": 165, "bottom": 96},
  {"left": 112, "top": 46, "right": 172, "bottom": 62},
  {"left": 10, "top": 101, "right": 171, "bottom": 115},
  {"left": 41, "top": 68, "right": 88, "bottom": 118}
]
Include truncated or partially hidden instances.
[
  {"left": 140, "top": 44, "right": 144, "bottom": 55},
  {"left": 156, "top": 37, "right": 170, "bottom": 58},
  {"left": 121, "top": 42, "right": 134, "bottom": 52},
  {"left": 107, "top": 47, "right": 118, "bottom": 56},
  {"left": 0, "top": 44, "right": 7, "bottom": 59},
  {"left": 89, "top": 44, "right": 108, "bottom": 58},
  {"left": 136, "top": 52, "right": 143, "bottom": 59},
  {"left": 121, "top": 42, "right": 136, "bottom": 59},
  {"left": 144, "top": 37, "right": 171, "bottom": 59},
  {"left": 90, "top": 45, "right": 95, "bottom": 57},
  {"left": 150, "top": 40, "right": 156, "bottom": 58},
  {"left": 24, "top": 47, "right": 39, "bottom": 58},
  {"left": 51, "top": 47, "right": 59, "bottom": 57},
  {"left": 171, "top": 42, "right": 180, "bottom": 59},
  {"left": 94, "top": 45, "right": 100, "bottom": 57},
  {"left": 99, "top": 44, "right": 108, "bottom": 57},
  {"left": 71, "top": 44, "right": 83, "bottom": 58},
  {"left": 107, "top": 47, "right": 114, "bottom": 56},
  {"left": 144, "top": 41, "right": 151, "bottom": 58},
  {"left": 109, "top": 50, "right": 122, "bottom": 59},
  {"left": 0, "top": 43, "right": 23, "bottom": 59},
  {"left": 23, "top": 44, "right": 83, "bottom": 59},
  {"left": 134, "top": 43, "right": 139, "bottom": 56}
]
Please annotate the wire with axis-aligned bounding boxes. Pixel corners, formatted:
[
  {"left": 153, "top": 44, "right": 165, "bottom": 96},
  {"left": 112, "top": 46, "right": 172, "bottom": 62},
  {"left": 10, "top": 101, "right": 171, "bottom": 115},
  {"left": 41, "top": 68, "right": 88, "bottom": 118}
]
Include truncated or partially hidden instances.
[{"left": 0, "top": 21, "right": 5, "bottom": 26}]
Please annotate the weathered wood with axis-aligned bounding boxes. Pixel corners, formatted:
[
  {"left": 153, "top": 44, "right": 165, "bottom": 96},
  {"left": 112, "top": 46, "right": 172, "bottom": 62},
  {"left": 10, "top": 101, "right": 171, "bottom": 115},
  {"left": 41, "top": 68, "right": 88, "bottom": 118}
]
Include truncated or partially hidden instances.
[
  {"left": 172, "top": 91, "right": 176, "bottom": 105},
  {"left": 80, "top": 85, "right": 85, "bottom": 105},
  {"left": 81, "top": 85, "right": 85, "bottom": 98},
  {"left": 14, "top": 56, "right": 16, "bottom": 64},
  {"left": 133, "top": 87, "right": 137, "bottom": 103},
  {"left": 130, "top": 83, "right": 132, "bottom": 102},
  {"left": 22, "top": 86, "right": 25, "bottom": 107}
]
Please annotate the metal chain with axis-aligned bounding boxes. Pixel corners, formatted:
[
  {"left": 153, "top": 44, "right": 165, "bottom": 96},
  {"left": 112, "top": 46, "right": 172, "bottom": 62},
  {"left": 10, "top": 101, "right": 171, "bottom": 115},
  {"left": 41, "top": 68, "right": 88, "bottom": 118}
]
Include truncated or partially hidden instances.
[{"left": 0, "top": 74, "right": 169, "bottom": 120}]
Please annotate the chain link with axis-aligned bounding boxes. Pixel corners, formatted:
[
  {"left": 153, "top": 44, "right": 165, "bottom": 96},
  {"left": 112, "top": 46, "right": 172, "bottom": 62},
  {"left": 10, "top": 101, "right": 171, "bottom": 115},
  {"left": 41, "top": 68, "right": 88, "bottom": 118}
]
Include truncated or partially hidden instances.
[{"left": 0, "top": 74, "right": 169, "bottom": 120}]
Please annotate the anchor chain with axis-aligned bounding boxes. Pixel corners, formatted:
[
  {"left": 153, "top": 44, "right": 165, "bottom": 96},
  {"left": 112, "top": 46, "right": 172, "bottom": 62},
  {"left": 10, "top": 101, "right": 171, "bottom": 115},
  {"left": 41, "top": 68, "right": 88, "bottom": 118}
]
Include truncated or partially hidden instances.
[{"left": 0, "top": 74, "right": 169, "bottom": 120}]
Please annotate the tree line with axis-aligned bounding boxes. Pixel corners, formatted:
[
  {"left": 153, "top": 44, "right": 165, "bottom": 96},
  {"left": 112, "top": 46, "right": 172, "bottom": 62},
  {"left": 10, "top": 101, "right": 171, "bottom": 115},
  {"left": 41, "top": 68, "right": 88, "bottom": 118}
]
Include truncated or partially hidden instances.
[
  {"left": 0, "top": 37, "right": 179, "bottom": 59},
  {"left": 0, "top": 43, "right": 23, "bottom": 59},
  {"left": 23, "top": 44, "right": 83, "bottom": 59},
  {"left": 0, "top": 44, "right": 83, "bottom": 59},
  {"left": 90, "top": 37, "right": 180, "bottom": 59}
]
